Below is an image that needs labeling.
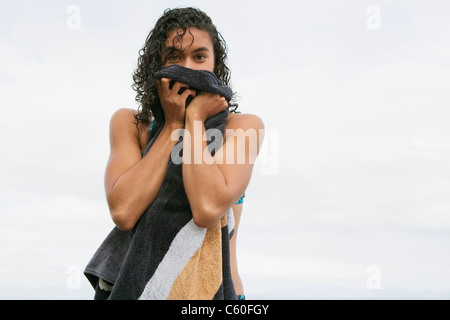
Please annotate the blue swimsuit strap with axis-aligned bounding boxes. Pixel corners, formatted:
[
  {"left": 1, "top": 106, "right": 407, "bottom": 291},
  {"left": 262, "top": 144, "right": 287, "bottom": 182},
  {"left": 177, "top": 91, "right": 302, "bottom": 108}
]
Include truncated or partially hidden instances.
[
  {"left": 235, "top": 193, "right": 245, "bottom": 205},
  {"left": 148, "top": 119, "right": 245, "bottom": 205}
]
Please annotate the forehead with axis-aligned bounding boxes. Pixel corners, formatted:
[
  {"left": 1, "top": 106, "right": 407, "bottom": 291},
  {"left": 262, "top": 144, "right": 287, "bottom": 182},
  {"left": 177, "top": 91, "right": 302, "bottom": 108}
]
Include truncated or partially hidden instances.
[{"left": 165, "top": 27, "right": 213, "bottom": 50}]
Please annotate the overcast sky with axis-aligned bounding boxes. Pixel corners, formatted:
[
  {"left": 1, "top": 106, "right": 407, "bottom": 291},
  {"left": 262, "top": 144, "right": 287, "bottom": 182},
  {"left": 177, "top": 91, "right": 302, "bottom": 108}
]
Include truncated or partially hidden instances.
[{"left": 1, "top": 0, "right": 450, "bottom": 299}]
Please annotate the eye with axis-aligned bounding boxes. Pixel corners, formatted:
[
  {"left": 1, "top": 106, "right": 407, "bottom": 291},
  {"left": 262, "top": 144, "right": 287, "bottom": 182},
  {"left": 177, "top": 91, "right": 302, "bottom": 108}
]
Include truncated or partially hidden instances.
[
  {"left": 195, "top": 54, "right": 206, "bottom": 61},
  {"left": 167, "top": 54, "right": 180, "bottom": 62}
]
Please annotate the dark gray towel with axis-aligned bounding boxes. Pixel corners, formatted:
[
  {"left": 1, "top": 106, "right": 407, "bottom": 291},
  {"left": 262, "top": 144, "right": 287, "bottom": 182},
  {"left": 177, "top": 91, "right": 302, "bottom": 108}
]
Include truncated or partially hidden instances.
[
  {"left": 154, "top": 64, "right": 233, "bottom": 102},
  {"left": 84, "top": 66, "right": 236, "bottom": 300}
]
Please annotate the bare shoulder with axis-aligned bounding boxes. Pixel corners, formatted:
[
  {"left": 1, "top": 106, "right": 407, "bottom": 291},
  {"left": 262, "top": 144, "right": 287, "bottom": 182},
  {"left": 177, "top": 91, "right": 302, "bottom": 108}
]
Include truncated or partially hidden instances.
[
  {"left": 226, "top": 112, "right": 265, "bottom": 131},
  {"left": 109, "top": 108, "right": 149, "bottom": 150},
  {"left": 110, "top": 108, "right": 138, "bottom": 129},
  {"left": 224, "top": 112, "right": 265, "bottom": 153}
]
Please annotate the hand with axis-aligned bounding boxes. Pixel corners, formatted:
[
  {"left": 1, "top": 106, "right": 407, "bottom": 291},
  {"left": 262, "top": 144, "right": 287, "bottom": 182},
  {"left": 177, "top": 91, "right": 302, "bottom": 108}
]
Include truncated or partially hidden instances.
[
  {"left": 186, "top": 91, "right": 228, "bottom": 121},
  {"left": 156, "top": 78, "right": 198, "bottom": 127}
]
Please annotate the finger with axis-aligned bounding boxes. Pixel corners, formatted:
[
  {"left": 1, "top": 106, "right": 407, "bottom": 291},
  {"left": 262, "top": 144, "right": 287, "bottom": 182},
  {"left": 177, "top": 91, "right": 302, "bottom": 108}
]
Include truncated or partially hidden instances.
[
  {"left": 181, "top": 88, "right": 198, "bottom": 108},
  {"left": 180, "top": 88, "right": 197, "bottom": 98},
  {"left": 177, "top": 87, "right": 186, "bottom": 95},
  {"left": 155, "top": 79, "right": 164, "bottom": 97},
  {"left": 169, "top": 79, "right": 176, "bottom": 90},
  {"left": 185, "top": 95, "right": 195, "bottom": 108},
  {"left": 158, "top": 78, "right": 172, "bottom": 94},
  {"left": 170, "top": 81, "right": 190, "bottom": 94},
  {"left": 221, "top": 97, "right": 229, "bottom": 109}
]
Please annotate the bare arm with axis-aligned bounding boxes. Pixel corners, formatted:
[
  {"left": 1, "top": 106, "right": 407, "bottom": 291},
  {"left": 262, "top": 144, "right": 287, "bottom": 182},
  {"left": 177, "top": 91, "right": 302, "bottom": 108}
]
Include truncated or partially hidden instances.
[
  {"left": 182, "top": 94, "right": 265, "bottom": 228},
  {"left": 105, "top": 78, "right": 195, "bottom": 231},
  {"left": 104, "top": 108, "right": 183, "bottom": 231},
  {"left": 229, "top": 203, "right": 244, "bottom": 295}
]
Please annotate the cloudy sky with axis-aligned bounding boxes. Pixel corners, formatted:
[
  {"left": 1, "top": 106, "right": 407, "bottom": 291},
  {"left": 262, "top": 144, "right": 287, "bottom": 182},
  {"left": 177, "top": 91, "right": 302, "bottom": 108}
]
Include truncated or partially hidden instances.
[{"left": 1, "top": 0, "right": 450, "bottom": 299}]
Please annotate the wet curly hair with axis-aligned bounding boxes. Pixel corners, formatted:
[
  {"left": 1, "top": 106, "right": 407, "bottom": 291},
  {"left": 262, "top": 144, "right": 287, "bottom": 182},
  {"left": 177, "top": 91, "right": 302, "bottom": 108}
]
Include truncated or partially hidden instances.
[{"left": 132, "top": 7, "right": 237, "bottom": 128}]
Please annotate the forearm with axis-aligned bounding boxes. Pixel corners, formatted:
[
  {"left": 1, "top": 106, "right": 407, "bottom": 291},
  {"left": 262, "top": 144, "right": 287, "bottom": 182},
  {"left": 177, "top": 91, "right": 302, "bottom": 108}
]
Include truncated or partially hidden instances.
[
  {"left": 182, "top": 112, "right": 232, "bottom": 228},
  {"left": 108, "top": 123, "right": 182, "bottom": 230}
]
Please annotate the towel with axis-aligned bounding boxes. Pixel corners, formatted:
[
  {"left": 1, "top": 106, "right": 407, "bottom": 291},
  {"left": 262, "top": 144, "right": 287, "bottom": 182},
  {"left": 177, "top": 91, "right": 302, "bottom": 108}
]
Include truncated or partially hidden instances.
[
  {"left": 154, "top": 64, "right": 233, "bottom": 103},
  {"left": 84, "top": 65, "right": 236, "bottom": 300}
]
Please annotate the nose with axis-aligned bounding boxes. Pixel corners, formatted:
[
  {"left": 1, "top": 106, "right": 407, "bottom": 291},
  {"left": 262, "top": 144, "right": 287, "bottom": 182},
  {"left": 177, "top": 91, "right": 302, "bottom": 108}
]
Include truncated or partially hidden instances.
[{"left": 180, "top": 58, "right": 197, "bottom": 70}]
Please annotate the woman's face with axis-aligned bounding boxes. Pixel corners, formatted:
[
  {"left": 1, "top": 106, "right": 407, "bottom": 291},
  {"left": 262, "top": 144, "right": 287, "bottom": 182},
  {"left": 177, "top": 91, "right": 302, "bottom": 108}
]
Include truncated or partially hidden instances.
[{"left": 162, "top": 27, "right": 215, "bottom": 72}]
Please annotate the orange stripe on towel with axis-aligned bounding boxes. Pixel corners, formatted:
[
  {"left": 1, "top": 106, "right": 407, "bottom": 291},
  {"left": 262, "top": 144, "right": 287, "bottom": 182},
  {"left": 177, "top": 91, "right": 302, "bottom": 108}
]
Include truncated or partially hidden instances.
[{"left": 168, "top": 215, "right": 227, "bottom": 300}]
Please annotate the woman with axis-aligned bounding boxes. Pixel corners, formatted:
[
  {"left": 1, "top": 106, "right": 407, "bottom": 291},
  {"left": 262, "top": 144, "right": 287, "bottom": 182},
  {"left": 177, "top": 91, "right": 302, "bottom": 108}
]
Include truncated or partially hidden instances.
[{"left": 89, "top": 7, "right": 264, "bottom": 300}]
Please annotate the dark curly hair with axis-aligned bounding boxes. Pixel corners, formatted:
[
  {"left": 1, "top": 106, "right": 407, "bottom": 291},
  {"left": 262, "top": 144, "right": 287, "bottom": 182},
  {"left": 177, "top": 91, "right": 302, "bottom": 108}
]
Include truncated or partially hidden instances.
[{"left": 132, "top": 7, "right": 237, "bottom": 128}]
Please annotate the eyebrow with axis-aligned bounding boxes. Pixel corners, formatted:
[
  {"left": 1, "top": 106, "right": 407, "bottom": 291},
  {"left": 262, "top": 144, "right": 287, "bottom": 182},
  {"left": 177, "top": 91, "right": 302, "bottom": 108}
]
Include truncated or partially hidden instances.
[
  {"left": 192, "top": 47, "right": 210, "bottom": 53},
  {"left": 165, "top": 46, "right": 211, "bottom": 54}
]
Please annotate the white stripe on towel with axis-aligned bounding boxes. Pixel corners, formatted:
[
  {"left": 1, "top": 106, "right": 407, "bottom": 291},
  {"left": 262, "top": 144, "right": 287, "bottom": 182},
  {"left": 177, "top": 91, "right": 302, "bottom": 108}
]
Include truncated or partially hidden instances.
[
  {"left": 226, "top": 208, "right": 234, "bottom": 235},
  {"left": 138, "top": 219, "right": 207, "bottom": 300}
]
